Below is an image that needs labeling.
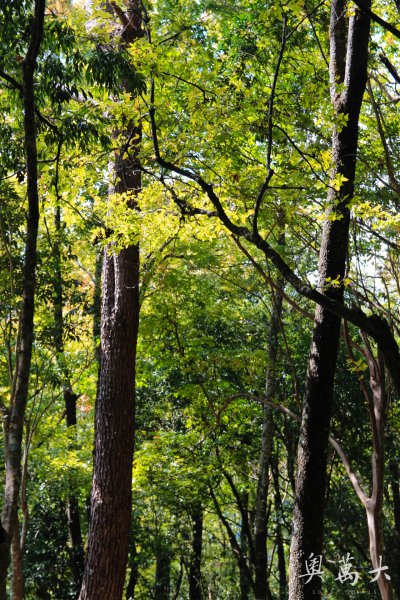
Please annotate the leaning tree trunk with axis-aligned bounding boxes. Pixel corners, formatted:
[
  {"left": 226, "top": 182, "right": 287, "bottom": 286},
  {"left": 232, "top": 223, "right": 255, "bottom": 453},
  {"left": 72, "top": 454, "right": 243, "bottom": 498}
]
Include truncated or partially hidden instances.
[
  {"left": 288, "top": 3, "right": 371, "bottom": 599},
  {"left": 78, "top": 2, "right": 142, "bottom": 598},
  {"left": 0, "top": 2, "right": 46, "bottom": 599}
]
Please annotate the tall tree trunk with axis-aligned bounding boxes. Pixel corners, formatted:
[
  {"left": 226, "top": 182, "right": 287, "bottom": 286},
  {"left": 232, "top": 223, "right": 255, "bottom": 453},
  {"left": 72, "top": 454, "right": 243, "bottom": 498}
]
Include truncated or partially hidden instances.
[
  {"left": 288, "top": 3, "right": 371, "bottom": 599},
  {"left": 389, "top": 459, "right": 400, "bottom": 597},
  {"left": 234, "top": 230, "right": 286, "bottom": 600},
  {"left": 272, "top": 458, "right": 287, "bottom": 599},
  {"left": 209, "top": 485, "right": 255, "bottom": 596},
  {"left": 189, "top": 504, "right": 203, "bottom": 600},
  {"left": 53, "top": 205, "right": 85, "bottom": 593},
  {"left": 362, "top": 344, "right": 393, "bottom": 600},
  {"left": 239, "top": 493, "right": 251, "bottom": 600},
  {"left": 78, "top": 2, "right": 142, "bottom": 598},
  {"left": 172, "top": 558, "right": 184, "bottom": 600},
  {"left": 154, "top": 546, "right": 171, "bottom": 600},
  {"left": 253, "top": 230, "right": 284, "bottom": 600},
  {"left": 0, "top": 2, "right": 46, "bottom": 598},
  {"left": 253, "top": 405, "right": 273, "bottom": 600},
  {"left": 339, "top": 328, "right": 393, "bottom": 600},
  {"left": 126, "top": 537, "right": 138, "bottom": 600},
  {"left": 78, "top": 187, "right": 140, "bottom": 600},
  {"left": 93, "top": 247, "right": 103, "bottom": 370}
]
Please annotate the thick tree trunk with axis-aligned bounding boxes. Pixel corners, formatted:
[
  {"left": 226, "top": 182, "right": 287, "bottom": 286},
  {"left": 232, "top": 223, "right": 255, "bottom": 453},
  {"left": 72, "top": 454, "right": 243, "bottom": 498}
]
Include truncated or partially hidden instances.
[
  {"left": 288, "top": 3, "right": 371, "bottom": 599},
  {"left": 78, "top": 240, "right": 139, "bottom": 600},
  {"left": 189, "top": 505, "right": 203, "bottom": 600},
  {"left": 389, "top": 460, "right": 400, "bottom": 597},
  {"left": 78, "top": 3, "right": 143, "bottom": 598},
  {"left": 11, "top": 521, "right": 23, "bottom": 600},
  {"left": 0, "top": 2, "right": 46, "bottom": 598}
]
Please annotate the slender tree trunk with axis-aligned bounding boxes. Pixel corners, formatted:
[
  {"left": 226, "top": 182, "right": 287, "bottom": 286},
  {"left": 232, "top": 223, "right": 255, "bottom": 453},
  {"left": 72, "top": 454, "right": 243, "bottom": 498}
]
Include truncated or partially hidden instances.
[
  {"left": 126, "top": 538, "right": 138, "bottom": 600},
  {"left": 0, "top": 2, "right": 46, "bottom": 598},
  {"left": 172, "top": 558, "right": 184, "bottom": 600},
  {"left": 288, "top": 3, "right": 371, "bottom": 599},
  {"left": 209, "top": 486, "right": 255, "bottom": 595},
  {"left": 272, "top": 459, "right": 287, "bottom": 599},
  {"left": 93, "top": 247, "right": 103, "bottom": 369},
  {"left": 253, "top": 402, "right": 274, "bottom": 600},
  {"left": 189, "top": 504, "right": 203, "bottom": 600},
  {"left": 366, "top": 506, "right": 393, "bottom": 600},
  {"left": 239, "top": 493, "right": 251, "bottom": 600},
  {"left": 54, "top": 205, "right": 85, "bottom": 593},
  {"left": 155, "top": 546, "right": 171, "bottom": 600},
  {"left": 254, "top": 222, "right": 284, "bottom": 600},
  {"left": 78, "top": 3, "right": 143, "bottom": 598},
  {"left": 10, "top": 422, "right": 29, "bottom": 600},
  {"left": 254, "top": 284, "right": 283, "bottom": 599},
  {"left": 362, "top": 345, "right": 393, "bottom": 600}
]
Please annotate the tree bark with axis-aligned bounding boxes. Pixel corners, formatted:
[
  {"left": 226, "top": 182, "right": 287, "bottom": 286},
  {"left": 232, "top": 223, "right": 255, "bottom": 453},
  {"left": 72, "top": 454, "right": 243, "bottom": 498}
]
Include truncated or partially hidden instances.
[
  {"left": 93, "top": 247, "right": 103, "bottom": 370},
  {"left": 0, "top": 2, "right": 46, "bottom": 598},
  {"left": 362, "top": 343, "right": 393, "bottom": 600},
  {"left": 189, "top": 504, "right": 203, "bottom": 600},
  {"left": 78, "top": 2, "right": 142, "bottom": 598},
  {"left": 126, "top": 538, "right": 138, "bottom": 600},
  {"left": 253, "top": 405, "right": 273, "bottom": 600},
  {"left": 253, "top": 218, "right": 284, "bottom": 600},
  {"left": 254, "top": 264, "right": 283, "bottom": 599},
  {"left": 78, "top": 216, "right": 140, "bottom": 600},
  {"left": 239, "top": 492, "right": 251, "bottom": 600},
  {"left": 389, "top": 459, "right": 400, "bottom": 597},
  {"left": 154, "top": 546, "right": 171, "bottom": 600},
  {"left": 54, "top": 204, "right": 85, "bottom": 594},
  {"left": 272, "top": 458, "right": 287, "bottom": 599},
  {"left": 288, "top": 3, "right": 371, "bottom": 599}
]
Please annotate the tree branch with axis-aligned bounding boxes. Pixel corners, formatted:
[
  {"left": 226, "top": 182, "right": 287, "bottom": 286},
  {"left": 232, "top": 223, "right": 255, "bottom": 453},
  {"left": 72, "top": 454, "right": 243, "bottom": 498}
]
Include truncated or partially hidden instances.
[
  {"left": 217, "top": 392, "right": 369, "bottom": 505},
  {"left": 352, "top": 0, "right": 400, "bottom": 40}
]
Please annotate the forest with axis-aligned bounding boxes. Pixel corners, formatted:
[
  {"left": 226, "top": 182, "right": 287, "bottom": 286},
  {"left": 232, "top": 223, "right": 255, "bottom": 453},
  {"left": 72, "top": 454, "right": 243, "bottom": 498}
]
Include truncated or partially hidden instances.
[{"left": 0, "top": 0, "right": 400, "bottom": 599}]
